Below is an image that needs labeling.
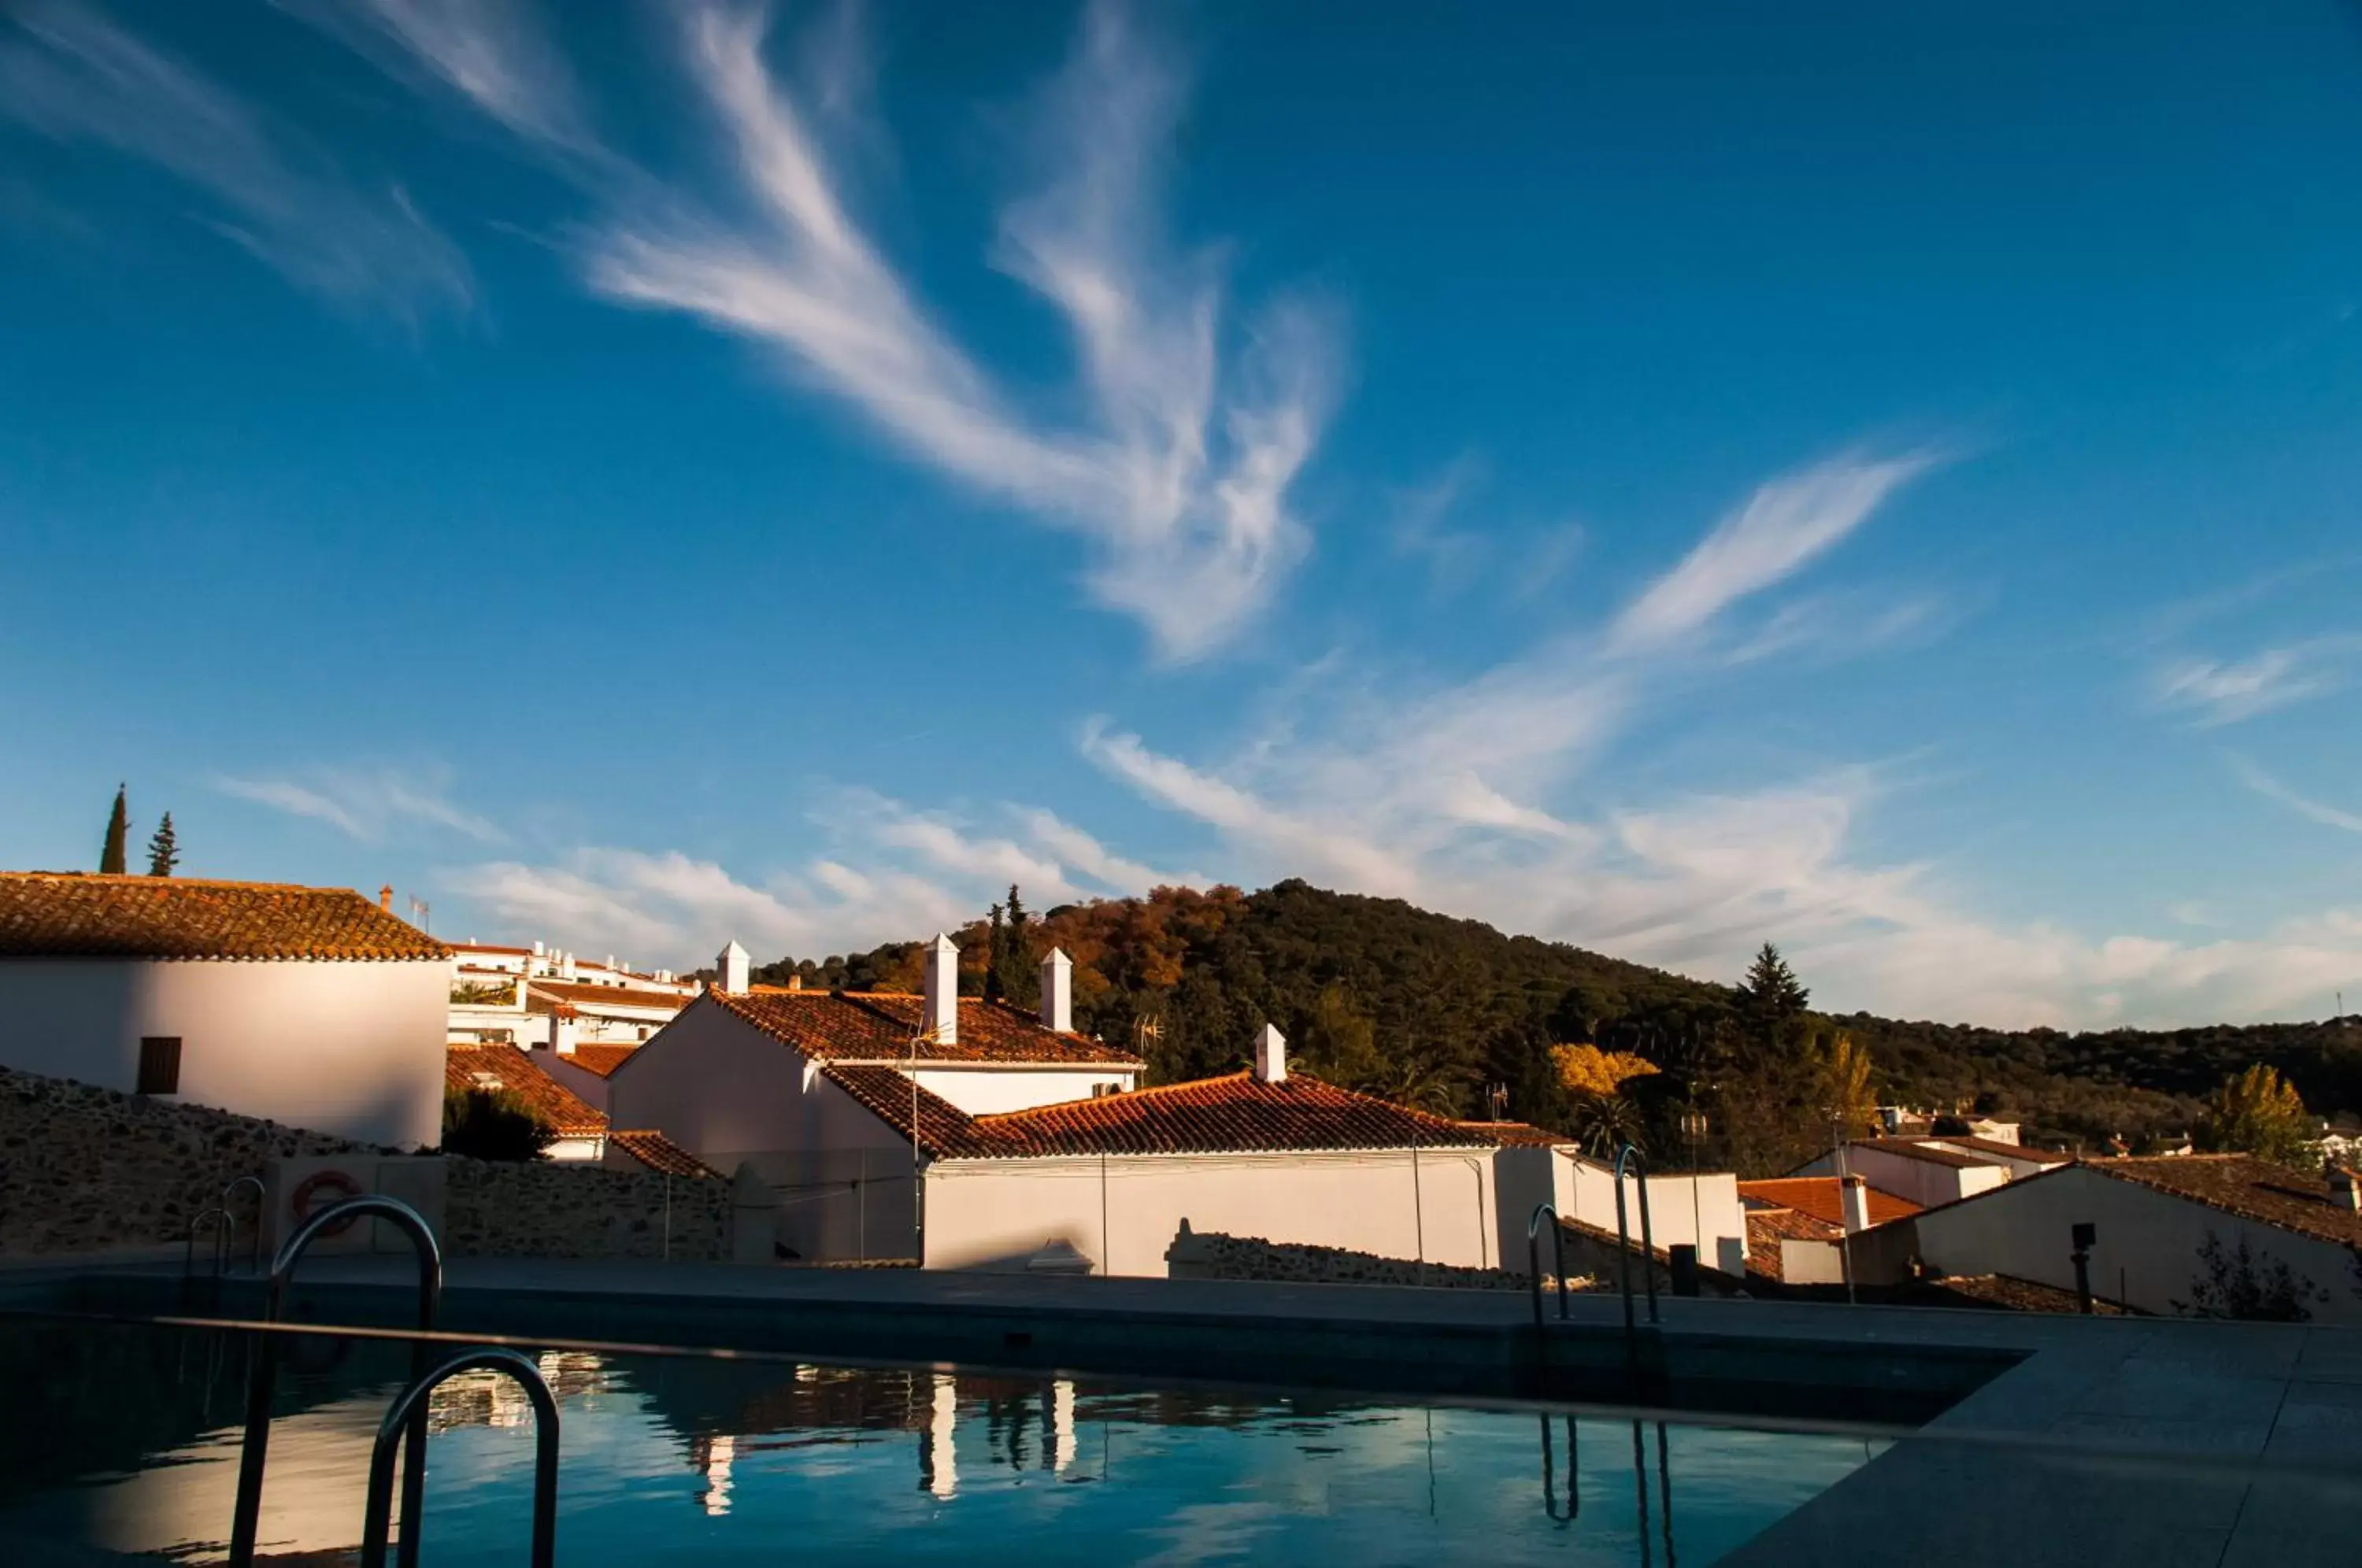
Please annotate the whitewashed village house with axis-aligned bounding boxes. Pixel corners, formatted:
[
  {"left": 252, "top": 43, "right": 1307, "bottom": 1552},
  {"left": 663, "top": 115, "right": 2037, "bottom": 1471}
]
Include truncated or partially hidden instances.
[
  {"left": 609, "top": 934, "right": 1749, "bottom": 1276},
  {"left": 0, "top": 871, "right": 449, "bottom": 1148},
  {"left": 447, "top": 939, "right": 694, "bottom": 1048}
]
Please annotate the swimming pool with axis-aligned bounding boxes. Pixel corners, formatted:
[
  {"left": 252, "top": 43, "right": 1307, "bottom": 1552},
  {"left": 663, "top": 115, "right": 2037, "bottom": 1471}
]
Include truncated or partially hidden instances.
[{"left": 0, "top": 1315, "right": 1887, "bottom": 1564}]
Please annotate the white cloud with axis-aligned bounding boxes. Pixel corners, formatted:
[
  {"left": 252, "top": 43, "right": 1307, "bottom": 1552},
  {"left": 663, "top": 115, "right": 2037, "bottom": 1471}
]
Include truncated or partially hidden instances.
[
  {"left": 1016, "top": 808, "right": 1193, "bottom": 896},
  {"left": 2154, "top": 641, "right": 2353, "bottom": 727},
  {"left": 2231, "top": 754, "right": 2362, "bottom": 834},
  {"left": 0, "top": 0, "right": 472, "bottom": 320},
  {"left": 1609, "top": 449, "right": 1941, "bottom": 653},
  {"left": 273, "top": 0, "right": 590, "bottom": 149},
  {"left": 213, "top": 767, "right": 502, "bottom": 844}
]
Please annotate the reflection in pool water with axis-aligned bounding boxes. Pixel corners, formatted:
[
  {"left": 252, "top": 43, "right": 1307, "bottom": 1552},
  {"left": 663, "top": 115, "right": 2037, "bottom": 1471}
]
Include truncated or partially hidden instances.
[{"left": 0, "top": 1318, "right": 1885, "bottom": 1564}]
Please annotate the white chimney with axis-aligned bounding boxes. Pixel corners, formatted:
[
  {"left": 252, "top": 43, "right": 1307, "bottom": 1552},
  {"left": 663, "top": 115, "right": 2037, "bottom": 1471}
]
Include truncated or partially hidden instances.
[
  {"left": 716, "top": 940, "right": 750, "bottom": 995},
  {"left": 1039, "top": 948, "right": 1073, "bottom": 1034},
  {"left": 532, "top": 939, "right": 546, "bottom": 958},
  {"left": 1840, "top": 1174, "right": 1871, "bottom": 1234},
  {"left": 923, "top": 934, "right": 959, "bottom": 1045},
  {"left": 550, "top": 1011, "right": 579, "bottom": 1056},
  {"left": 2332, "top": 1167, "right": 2361, "bottom": 1212},
  {"left": 1253, "top": 1023, "right": 1287, "bottom": 1084}
]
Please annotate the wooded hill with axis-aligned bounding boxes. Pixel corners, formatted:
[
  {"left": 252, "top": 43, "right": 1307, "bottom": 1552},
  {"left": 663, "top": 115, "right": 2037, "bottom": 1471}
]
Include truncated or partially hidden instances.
[{"left": 750, "top": 879, "right": 2362, "bottom": 1166}]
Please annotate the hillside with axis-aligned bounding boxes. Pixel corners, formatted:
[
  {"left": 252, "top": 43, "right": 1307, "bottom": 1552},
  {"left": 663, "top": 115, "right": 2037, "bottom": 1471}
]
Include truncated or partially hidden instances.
[{"left": 750, "top": 879, "right": 2362, "bottom": 1163}]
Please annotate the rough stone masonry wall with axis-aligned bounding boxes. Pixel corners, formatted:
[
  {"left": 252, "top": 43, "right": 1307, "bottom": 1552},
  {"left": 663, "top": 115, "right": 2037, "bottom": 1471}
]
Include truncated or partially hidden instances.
[
  {"left": 0, "top": 1063, "right": 376, "bottom": 1256},
  {"left": 1164, "top": 1225, "right": 1601, "bottom": 1291},
  {"left": 442, "top": 1154, "right": 728, "bottom": 1262},
  {"left": 0, "top": 1064, "right": 729, "bottom": 1262}
]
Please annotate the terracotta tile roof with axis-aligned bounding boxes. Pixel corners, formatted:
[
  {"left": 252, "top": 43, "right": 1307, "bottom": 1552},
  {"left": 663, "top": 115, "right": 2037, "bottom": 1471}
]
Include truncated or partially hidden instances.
[
  {"left": 0, "top": 872, "right": 450, "bottom": 961},
  {"left": 527, "top": 979, "right": 691, "bottom": 1015},
  {"left": 1928, "top": 1135, "right": 2070, "bottom": 1164},
  {"left": 561, "top": 1044, "right": 639, "bottom": 1079},
  {"left": 1457, "top": 1119, "right": 1570, "bottom": 1147},
  {"left": 2088, "top": 1154, "right": 2362, "bottom": 1248},
  {"left": 713, "top": 989, "right": 1142, "bottom": 1067},
  {"left": 1738, "top": 1178, "right": 1922, "bottom": 1229},
  {"left": 445, "top": 1045, "right": 606, "bottom": 1137},
  {"left": 1745, "top": 1205, "right": 1839, "bottom": 1279},
  {"left": 821, "top": 1067, "right": 1498, "bottom": 1160},
  {"left": 607, "top": 1129, "right": 718, "bottom": 1180}
]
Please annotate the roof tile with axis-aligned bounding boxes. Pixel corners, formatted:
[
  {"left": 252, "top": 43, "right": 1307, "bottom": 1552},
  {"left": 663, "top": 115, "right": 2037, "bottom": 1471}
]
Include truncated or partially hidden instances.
[
  {"left": 0, "top": 873, "right": 450, "bottom": 961},
  {"left": 713, "top": 989, "right": 1141, "bottom": 1067},
  {"left": 445, "top": 1045, "right": 607, "bottom": 1137},
  {"left": 607, "top": 1129, "right": 718, "bottom": 1179}
]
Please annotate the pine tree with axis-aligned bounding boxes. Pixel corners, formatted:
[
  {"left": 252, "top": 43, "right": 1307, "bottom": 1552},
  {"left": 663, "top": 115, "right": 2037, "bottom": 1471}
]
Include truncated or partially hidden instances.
[
  {"left": 991, "top": 885, "right": 1034, "bottom": 1006},
  {"left": 100, "top": 785, "right": 129, "bottom": 875},
  {"left": 981, "top": 903, "right": 1007, "bottom": 1002},
  {"left": 146, "top": 812, "right": 180, "bottom": 877},
  {"left": 1738, "top": 942, "right": 1809, "bottom": 1019}
]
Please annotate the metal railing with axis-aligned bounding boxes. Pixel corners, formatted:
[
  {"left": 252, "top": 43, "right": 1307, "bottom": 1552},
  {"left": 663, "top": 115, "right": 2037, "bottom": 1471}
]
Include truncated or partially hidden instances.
[
  {"left": 360, "top": 1348, "right": 558, "bottom": 1568},
  {"left": 1611, "top": 1143, "right": 1660, "bottom": 1337},
  {"left": 1538, "top": 1412, "right": 1579, "bottom": 1522},
  {"left": 1525, "top": 1202, "right": 1571, "bottom": 1328},
  {"left": 222, "top": 1175, "right": 265, "bottom": 1274},
  {"left": 185, "top": 1207, "right": 235, "bottom": 1280},
  {"left": 228, "top": 1195, "right": 442, "bottom": 1568}
]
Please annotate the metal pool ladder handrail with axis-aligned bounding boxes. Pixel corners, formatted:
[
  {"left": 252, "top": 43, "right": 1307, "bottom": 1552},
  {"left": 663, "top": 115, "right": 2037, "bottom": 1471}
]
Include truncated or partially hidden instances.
[
  {"left": 1611, "top": 1143, "right": 1660, "bottom": 1337},
  {"left": 1526, "top": 1202, "right": 1571, "bottom": 1327},
  {"left": 222, "top": 1175, "right": 265, "bottom": 1274},
  {"left": 227, "top": 1194, "right": 442, "bottom": 1568},
  {"left": 185, "top": 1207, "right": 235, "bottom": 1279},
  {"left": 360, "top": 1348, "right": 559, "bottom": 1568},
  {"left": 1538, "top": 1412, "right": 1579, "bottom": 1523}
]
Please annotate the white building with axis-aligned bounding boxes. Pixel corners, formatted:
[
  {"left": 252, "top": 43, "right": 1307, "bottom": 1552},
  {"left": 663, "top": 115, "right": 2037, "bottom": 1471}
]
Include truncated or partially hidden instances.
[
  {"left": 1789, "top": 1136, "right": 2062, "bottom": 1208},
  {"left": 1858, "top": 1154, "right": 2362, "bottom": 1322},
  {"left": 447, "top": 938, "right": 695, "bottom": 1048},
  {"left": 0, "top": 871, "right": 449, "bottom": 1148},
  {"left": 609, "top": 934, "right": 1746, "bottom": 1277}
]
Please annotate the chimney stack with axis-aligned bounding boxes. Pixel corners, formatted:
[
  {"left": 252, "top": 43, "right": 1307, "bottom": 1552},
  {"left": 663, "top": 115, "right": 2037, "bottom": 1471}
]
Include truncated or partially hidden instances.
[
  {"left": 923, "top": 934, "right": 960, "bottom": 1045},
  {"left": 2332, "top": 1167, "right": 2361, "bottom": 1212},
  {"left": 788, "top": 973, "right": 805, "bottom": 992},
  {"left": 1039, "top": 948, "right": 1073, "bottom": 1034},
  {"left": 1840, "top": 1174, "right": 1871, "bottom": 1234},
  {"left": 379, "top": 884, "right": 393, "bottom": 912},
  {"left": 716, "top": 940, "right": 750, "bottom": 995},
  {"left": 550, "top": 1009, "right": 579, "bottom": 1056},
  {"left": 1253, "top": 1023, "right": 1288, "bottom": 1084}
]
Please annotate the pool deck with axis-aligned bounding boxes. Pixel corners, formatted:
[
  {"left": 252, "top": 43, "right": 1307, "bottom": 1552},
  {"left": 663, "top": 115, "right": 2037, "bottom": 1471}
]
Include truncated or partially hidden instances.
[{"left": 13, "top": 1254, "right": 2362, "bottom": 1565}]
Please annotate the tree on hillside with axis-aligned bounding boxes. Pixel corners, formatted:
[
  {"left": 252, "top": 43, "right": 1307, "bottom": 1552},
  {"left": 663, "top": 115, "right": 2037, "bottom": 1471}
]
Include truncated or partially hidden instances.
[
  {"left": 1738, "top": 942, "right": 1809, "bottom": 1024},
  {"left": 989, "top": 885, "right": 1034, "bottom": 1006},
  {"left": 1553, "top": 1044, "right": 1661, "bottom": 1099},
  {"left": 100, "top": 785, "right": 129, "bottom": 875},
  {"left": 1299, "top": 983, "right": 1383, "bottom": 1086},
  {"left": 981, "top": 901, "right": 1007, "bottom": 1001},
  {"left": 2199, "top": 1063, "right": 2317, "bottom": 1168},
  {"left": 1819, "top": 1029, "right": 1879, "bottom": 1141},
  {"left": 145, "top": 812, "right": 180, "bottom": 877}
]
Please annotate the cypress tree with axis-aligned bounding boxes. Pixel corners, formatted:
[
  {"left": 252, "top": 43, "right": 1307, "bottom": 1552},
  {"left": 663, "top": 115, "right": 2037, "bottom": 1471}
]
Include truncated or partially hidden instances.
[
  {"left": 992, "top": 885, "right": 1033, "bottom": 1006},
  {"left": 146, "top": 812, "right": 180, "bottom": 877},
  {"left": 100, "top": 785, "right": 129, "bottom": 875},
  {"left": 982, "top": 903, "right": 1007, "bottom": 1002}
]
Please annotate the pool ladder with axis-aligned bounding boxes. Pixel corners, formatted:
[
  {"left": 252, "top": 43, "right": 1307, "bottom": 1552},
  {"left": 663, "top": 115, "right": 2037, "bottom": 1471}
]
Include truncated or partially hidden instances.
[
  {"left": 1526, "top": 1142, "right": 1663, "bottom": 1386},
  {"left": 224, "top": 1193, "right": 559, "bottom": 1568}
]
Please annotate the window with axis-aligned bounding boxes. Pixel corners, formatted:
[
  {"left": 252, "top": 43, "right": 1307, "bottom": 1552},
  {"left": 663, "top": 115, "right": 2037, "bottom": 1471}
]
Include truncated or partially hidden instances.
[{"left": 136, "top": 1036, "right": 182, "bottom": 1096}]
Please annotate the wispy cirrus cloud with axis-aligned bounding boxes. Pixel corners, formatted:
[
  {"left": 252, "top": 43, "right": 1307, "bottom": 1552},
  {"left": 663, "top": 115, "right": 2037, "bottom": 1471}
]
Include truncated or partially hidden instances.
[
  {"left": 213, "top": 766, "right": 503, "bottom": 844},
  {"left": 271, "top": 0, "right": 591, "bottom": 150},
  {"left": 2230, "top": 753, "right": 2362, "bottom": 834},
  {"left": 303, "top": 0, "right": 1335, "bottom": 658},
  {"left": 0, "top": 0, "right": 472, "bottom": 321},
  {"left": 2153, "top": 639, "right": 2356, "bottom": 727}
]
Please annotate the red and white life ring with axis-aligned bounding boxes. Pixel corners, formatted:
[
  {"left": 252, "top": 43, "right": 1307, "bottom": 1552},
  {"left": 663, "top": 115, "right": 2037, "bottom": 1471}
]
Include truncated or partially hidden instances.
[{"left": 290, "top": 1168, "right": 365, "bottom": 1237}]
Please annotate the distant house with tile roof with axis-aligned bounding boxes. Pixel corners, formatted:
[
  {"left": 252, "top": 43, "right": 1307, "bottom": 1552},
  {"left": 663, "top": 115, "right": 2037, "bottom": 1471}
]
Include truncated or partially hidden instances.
[
  {"left": 444, "top": 1042, "right": 714, "bottom": 1178},
  {"left": 606, "top": 932, "right": 1679, "bottom": 1277},
  {"left": 1845, "top": 1153, "right": 2362, "bottom": 1323},
  {"left": 0, "top": 871, "right": 450, "bottom": 1147},
  {"left": 447, "top": 937, "right": 696, "bottom": 1048},
  {"left": 1738, "top": 1177, "right": 1923, "bottom": 1285}
]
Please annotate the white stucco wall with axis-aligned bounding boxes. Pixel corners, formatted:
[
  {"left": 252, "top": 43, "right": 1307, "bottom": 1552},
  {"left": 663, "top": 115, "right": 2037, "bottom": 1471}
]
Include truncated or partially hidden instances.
[
  {"left": 0, "top": 957, "right": 446, "bottom": 1147},
  {"left": 923, "top": 1147, "right": 1497, "bottom": 1277},
  {"left": 1794, "top": 1145, "right": 2009, "bottom": 1208},
  {"left": 906, "top": 1066, "right": 1137, "bottom": 1116},
  {"left": 537, "top": 1049, "right": 613, "bottom": 1113},
  {"left": 1553, "top": 1156, "right": 1749, "bottom": 1277},
  {"left": 605, "top": 998, "right": 920, "bottom": 1261},
  {"left": 1908, "top": 1165, "right": 2362, "bottom": 1322}
]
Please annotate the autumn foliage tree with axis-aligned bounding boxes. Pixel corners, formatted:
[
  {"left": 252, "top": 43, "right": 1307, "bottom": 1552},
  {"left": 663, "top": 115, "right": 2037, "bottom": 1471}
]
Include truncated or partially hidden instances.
[{"left": 2199, "top": 1064, "right": 2317, "bottom": 1168}]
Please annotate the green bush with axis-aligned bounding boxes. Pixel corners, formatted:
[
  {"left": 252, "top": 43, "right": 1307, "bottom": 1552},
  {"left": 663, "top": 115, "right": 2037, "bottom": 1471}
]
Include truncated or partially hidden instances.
[{"left": 440, "top": 1087, "right": 556, "bottom": 1161}]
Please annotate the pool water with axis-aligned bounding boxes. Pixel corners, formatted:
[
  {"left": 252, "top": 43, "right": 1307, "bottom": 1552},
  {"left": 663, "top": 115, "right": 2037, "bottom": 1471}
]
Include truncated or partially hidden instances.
[{"left": 0, "top": 1317, "right": 1886, "bottom": 1565}]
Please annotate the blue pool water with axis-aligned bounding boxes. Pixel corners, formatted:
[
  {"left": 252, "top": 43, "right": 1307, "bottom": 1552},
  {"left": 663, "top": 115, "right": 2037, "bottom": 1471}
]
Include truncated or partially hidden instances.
[{"left": 0, "top": 1317, "right": 1886, "bottom": 1564}]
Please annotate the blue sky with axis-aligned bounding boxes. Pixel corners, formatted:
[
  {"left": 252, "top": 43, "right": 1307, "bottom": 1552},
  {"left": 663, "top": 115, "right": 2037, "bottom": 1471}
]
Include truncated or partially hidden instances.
[{"left": 5, "top": 0, "right": 2362, "bottom": 1028}]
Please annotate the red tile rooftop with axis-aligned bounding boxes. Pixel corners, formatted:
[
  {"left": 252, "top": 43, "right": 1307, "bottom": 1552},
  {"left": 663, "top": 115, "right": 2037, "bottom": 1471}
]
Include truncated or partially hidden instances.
[
  {"left": 0, "top": 871, "right": 449, "bottom": 961},
  {"left": 445, "top": 1045, "right": 605, "bottom": 1137},
  {"left": 1738, "top": 1178, "right": 1921, "bottom": 1230},
  {"left": 528, "top": 979, "right": 691, "bottom": 1015},
  {"left": 558, "top": 1044, "right": 639, "bottom": 1079},
  {"left": 713, "top": 988, "right": 1142, "bottom": 1067},
  {"left": 606, "top": 1129, "right": 717, "bottom": 1180}
]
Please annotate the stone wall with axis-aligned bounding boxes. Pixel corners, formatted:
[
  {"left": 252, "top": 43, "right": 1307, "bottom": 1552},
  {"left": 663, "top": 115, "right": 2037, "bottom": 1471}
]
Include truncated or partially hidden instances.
[
  {"left": 442, "top": 1154, "right": 728, "bottom": 1262},
  {"left": 0, "top": 1064, "right": 729, "bottom": 1263},
  {"left": 1164, "top": 1224, "right": 1599, "bottom": 1291},
  {"left": 0, "top": 1063, "right": 376, "bottom": 1256}
]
